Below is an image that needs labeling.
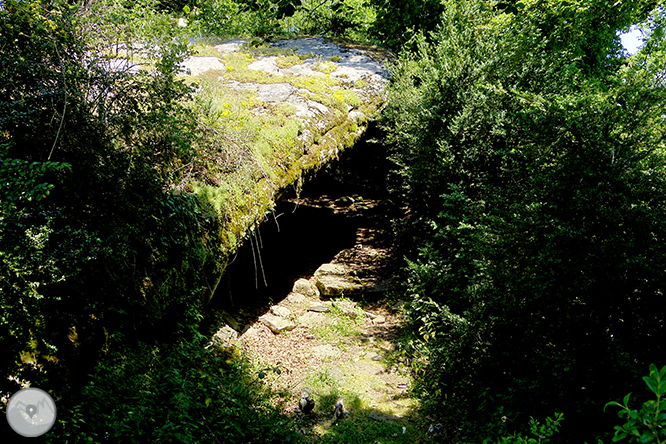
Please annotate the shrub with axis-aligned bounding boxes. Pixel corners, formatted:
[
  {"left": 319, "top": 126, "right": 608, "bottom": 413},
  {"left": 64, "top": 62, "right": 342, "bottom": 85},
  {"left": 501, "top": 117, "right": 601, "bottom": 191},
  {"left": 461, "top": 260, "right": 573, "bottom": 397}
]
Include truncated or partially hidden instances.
[
  {"left": 382, "top": 0, "right": 666, "bottom": 441},
  {"left": 605, "top": 364, "right": 666, "bottom": 443}
]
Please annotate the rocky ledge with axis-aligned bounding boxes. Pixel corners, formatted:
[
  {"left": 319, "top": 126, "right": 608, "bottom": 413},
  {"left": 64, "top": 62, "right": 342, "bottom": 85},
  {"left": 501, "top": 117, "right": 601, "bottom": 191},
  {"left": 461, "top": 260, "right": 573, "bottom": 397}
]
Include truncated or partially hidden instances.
[
  {"left": 181, "top": 37, "right": 388, "bottom": 171},
  {"left": 177, "top": 37, "right": 390, "bottom": 273}
]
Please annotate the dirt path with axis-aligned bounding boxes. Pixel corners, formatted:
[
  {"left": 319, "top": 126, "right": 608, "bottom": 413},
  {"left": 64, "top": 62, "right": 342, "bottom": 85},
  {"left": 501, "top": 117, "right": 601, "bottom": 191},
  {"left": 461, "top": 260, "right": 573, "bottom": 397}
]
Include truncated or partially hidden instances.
[{"left": 234, "top": 196, "right": 422, "bottom": 442}]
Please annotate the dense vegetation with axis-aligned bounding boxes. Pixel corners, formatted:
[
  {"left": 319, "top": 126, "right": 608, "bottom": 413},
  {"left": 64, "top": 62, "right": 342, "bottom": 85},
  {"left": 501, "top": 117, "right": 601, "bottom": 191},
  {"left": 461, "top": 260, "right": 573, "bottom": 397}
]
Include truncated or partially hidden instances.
[
  {"left": 2, "top": 0, "right": 666, "bottom": 442},
  {"left": 0, "top": 1, "right": 298, "bottom": 442},
  {"left": 381, "top": 0, "right": 666, "bottom": 442}
]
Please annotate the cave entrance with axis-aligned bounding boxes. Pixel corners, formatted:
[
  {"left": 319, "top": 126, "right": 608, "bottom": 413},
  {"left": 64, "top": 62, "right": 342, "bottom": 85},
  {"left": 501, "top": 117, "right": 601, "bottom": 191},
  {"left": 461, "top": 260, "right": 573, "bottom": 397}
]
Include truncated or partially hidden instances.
[{"left": 210, "top": 124, "right": 395, "bottom": 315}]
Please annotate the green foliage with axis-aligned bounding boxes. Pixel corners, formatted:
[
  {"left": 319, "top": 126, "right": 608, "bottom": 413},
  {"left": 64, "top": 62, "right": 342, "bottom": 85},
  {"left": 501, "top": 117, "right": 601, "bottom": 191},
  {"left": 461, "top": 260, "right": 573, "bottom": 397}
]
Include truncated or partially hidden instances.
[
  {"left": 382, "top": 0, "right": 666, "bottom": 441},
  {"left": 191, "top": 0, "right": 277, "bottom": 37},
  {"left": 605, "top": 364, "right": 666, "bottom": 443},
  {"left": 47, "top": 326, "right": 301, "bottom": 443},
  {"left": 368, "top": 0, "right": 444, "bottom": 50},
  {"left": 283, "top": 0, "right": 376, "bottom": 41},
  {"left": 0, "top": 0, "right": 223, "bottom": 409},
  {"left": 485, "top": 413, "right": 564, "bottom": 444}
]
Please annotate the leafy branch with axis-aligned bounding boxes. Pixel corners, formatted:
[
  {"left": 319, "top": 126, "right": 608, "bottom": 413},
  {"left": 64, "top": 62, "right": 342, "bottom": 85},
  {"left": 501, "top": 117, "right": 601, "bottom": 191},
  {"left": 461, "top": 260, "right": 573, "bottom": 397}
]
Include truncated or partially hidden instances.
[{"left": 605, "top": 364, "right": 666, "bottom": 443}]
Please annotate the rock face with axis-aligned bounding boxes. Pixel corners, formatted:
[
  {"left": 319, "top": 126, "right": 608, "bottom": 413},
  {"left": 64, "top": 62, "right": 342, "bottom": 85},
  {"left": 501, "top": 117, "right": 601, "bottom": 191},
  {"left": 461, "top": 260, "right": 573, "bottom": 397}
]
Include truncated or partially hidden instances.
[
  {"left": 259, "top": 314, "right": 297, "bottom": 333},
  {"left": 176, "top": 37, "right": 388, "bottom": 298},
  {"left": 298, "top": 311, "right": 325, "bottom": 327},
  {"left": 179, "top": 38, "right": 388, "bottom": 176},
  {"left": 314, "top": 263, "right": 363, "bottom": 296}
]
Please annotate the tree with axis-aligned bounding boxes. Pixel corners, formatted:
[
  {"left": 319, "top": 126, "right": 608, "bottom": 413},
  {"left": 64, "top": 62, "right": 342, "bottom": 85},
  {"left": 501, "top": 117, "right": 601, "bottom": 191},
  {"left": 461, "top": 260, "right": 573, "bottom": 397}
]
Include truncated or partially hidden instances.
[
  {"left": 0, "top": 0, "right": 217, "bottom": 403},
  {"left": 382, "top": 0, "right": 666, "bottom": 441}
]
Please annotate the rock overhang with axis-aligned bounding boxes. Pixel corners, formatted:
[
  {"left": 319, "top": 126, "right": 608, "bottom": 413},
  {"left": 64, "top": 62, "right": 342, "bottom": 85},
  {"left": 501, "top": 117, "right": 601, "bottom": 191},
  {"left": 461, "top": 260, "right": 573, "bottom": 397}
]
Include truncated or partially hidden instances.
[{"left": 177, "top": 36, "right": 390, "bottom": 261}]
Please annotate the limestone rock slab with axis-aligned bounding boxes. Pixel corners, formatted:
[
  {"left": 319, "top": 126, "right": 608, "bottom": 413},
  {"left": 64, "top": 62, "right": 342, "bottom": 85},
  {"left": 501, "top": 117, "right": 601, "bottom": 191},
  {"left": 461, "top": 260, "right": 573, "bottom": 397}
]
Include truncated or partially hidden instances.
[
  {"left": 259, "top": 314, "right": 296, "bottom": 333},
  {"left": 298, "top": 311, "right": 325, "bottom": 327},
  {"left": 308, "top": 302, "right": 331, "bottom": 313},
  {"left": 209, "top": 325, "right": 238, "bottom": 350},
  {"left": 271, "top": 305, "right": 292, "bottom": 317},
  {"left": 293, "top": 278, "right": 319, "bottom": 297},
  {"left": 333, "top": 299, "right": 360, "bottom": 319},
  {"left": 314, "top": 263, "right": 364, "bottom": 297},
  {"left": 287, "top": 292, "right": 307, "bottom": 303},
  {"left": 180, "top": 56, "right": 224, "bottom": 76}
]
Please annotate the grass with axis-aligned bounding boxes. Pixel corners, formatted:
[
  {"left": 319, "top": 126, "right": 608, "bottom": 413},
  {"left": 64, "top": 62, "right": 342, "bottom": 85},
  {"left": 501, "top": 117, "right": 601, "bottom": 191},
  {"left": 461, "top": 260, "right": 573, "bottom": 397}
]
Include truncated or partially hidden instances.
[
  {"left": 300, "top": 360, "right": 423, "bottom": 444},
  {"left": 313, "top": 60, "right": 338, "bottom": 74}
]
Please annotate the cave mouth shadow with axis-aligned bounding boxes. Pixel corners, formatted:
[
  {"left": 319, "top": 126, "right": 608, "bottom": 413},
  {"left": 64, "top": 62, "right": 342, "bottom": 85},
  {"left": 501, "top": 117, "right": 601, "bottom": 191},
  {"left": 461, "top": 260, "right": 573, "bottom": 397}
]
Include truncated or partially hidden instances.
[
  {"left": 211, "top": 199, "right": 358, "bottom": 313},
  {"left": 210, "top": 122, "right": 394, "bottom": 319}
]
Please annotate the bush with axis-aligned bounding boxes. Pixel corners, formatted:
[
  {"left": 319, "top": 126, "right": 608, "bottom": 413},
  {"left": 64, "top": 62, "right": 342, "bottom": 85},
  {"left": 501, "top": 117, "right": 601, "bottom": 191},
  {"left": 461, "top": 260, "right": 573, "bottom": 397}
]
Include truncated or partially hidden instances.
[
  {"left": 382, "top": 0, "right": 666, "bottom": 441},
  {"left": 47, "top": 325, "right": 301, "bottom": 443},
  {"left": 0, "top": 0, "right": 222, "bottom": 407},
  {"left": 282, "top": 0, "right": 375, "bottom": 41},
  {"left": 605, "top": 364, "right": 666, "bottom": 443}
]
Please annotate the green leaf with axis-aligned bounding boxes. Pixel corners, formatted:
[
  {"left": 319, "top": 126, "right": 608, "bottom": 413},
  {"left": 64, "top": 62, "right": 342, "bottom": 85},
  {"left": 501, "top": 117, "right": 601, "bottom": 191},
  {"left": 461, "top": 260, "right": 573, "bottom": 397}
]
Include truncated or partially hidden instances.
[
  {"left": 639, "top": 432, "right": 655, "bottom": 443},
  {"left": 623, "top": 393, "right": 632, "bottom": 406},
  {"left": 644, "top": 376, "right": 659, "bottom": 395}
]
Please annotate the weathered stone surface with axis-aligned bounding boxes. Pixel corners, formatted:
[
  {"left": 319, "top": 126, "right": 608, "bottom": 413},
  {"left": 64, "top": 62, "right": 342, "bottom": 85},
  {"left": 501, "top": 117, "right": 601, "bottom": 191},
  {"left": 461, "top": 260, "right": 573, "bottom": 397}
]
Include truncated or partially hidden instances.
[
  {"left": 248, "top": 56, "right": 281, "bottom": 75},
  {"left": 180, "top": 56, "right": 224, "bottom": 76},
  {"left": 209, "top": 325, "right": 239, "bottom": 351},
  {"left": 224, "top": 81, "right": 296, "bottom": 102},
  {"left": 272, "top": 38, "right": 388, "bottom": 83},
  {"left": 312, "top": 344, "right": 341, "bottom": 359},
  {"left": 172, "top": 37, "right": 389, "bottom": 293},
  {"left": 313, "top": 263, "right": 364, "bottom": 296},
  {"left": 333, "top": 299, "right": 359, "bottom": 319},
  {"left": 293, "top": 278, "right": 319, "bottom": 297},
  {"left": 315, "top": 274, "right": 363, "bottom": 297},
  {"left": 214, "top": 39, "right": 245, "bottom": 55},
  {"left": 259, "top": 314, "right": 297, "bottom": 333},
  {"left": 287, "top": 292, "right": 307, "bottom": 303},
  {"left": 256, "top": 83, "right": 296, "bottom": 102},
  {"left": 271, "top": 305, "right": 292, "bottom": 317},
  {"left": 308, "top": 302, "right": 331, "bottom": 313},
  {"left": 241, "top": 326, "right": 260, "bottom": 339},
  {"left": 314, "top": 263, "right": 347, "bottom": 276},
  {"left": 298, "top": 311, "right": 325, "bottom": 327}
]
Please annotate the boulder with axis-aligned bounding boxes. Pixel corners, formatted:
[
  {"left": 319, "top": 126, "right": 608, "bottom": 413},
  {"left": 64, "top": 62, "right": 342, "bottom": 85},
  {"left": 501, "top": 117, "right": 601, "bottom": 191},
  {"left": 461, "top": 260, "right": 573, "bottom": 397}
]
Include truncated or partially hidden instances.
[
  {"left": 372, "top": 315, "right": 386, "bottom": 325},
  {"left": 298, "top": 311, "right": 325, "bottom": 328},
  {"left": 259, "top": 314, "right": 297, "bottom": 334},
  {"left": 287, "top": 292, "right": 307, "bottom": 303},
  {"left": 314, "top": 264, "right": 364, "bottom": 296},
  {"left": 293, "top": 278, "right": 319, "bottom": 297},
  {"left": 314, "top": 263, "right": 347, "bottom": 276},
  {"left": 271, "top": 305, "right": 292, "bottom": 317},
  {"left": 209, "top": 325, "right": 239, "bottom": 350},
  {"left": 219, "top": 311, "right": 241, "bottom": 332}
]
